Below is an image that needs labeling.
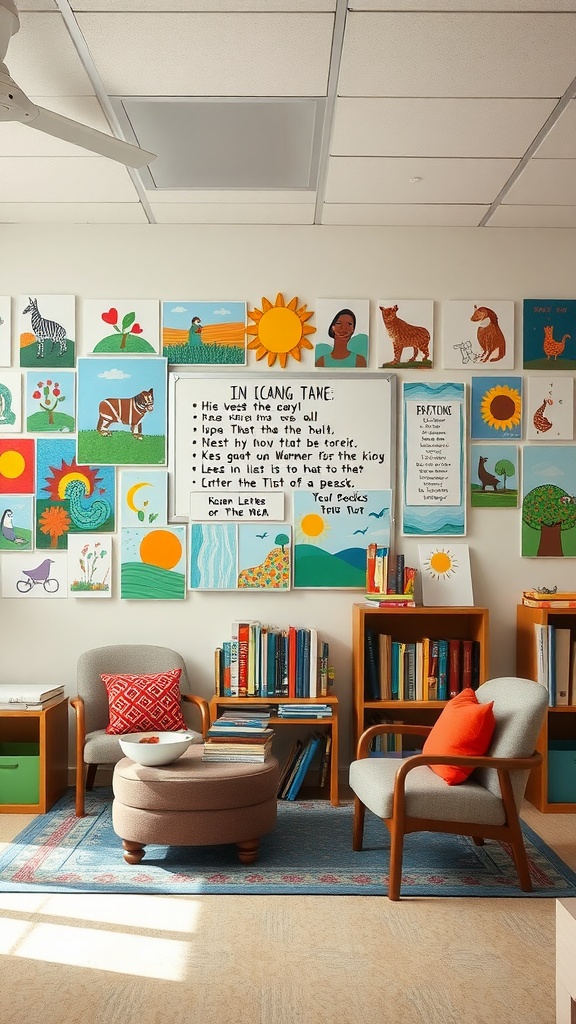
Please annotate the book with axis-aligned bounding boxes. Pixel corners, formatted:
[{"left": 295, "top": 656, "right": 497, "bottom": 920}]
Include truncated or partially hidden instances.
[
  {"left": 571, "top": 641, "right": 576, "bottom": 705},
  {"left": 279, "top": 739, "right": 309, "bottom": 798},
  {"left": 288, "top": 625, "right": 297, "bottom": 699},
  {"left": 214, "top": 647, "right": 222, "bottom": 696},
  {"left": 366, "top": 542, "right": 377, "bottom": 593},
  {"left": 548, "top": 624, "right": 556, "bottom": 706},
  {"left": 0, "top": 692, "right": 64, "bottom": 712},
  {"left": 395, "top": 553, "right": 405, "bottom": 595},
  {"left": 534, "top": 622, "right": 548, "bottom": 691},
  {"left": 283, "top": 733, "right": 322, "bottom": 800},
  {"left": 235, "top": 621, "right": 250, "bottom": 697},
  {"left": 427, "top": 639, "right": 439, "bottom": 699},
  {"left": 378, "top": 633, "right": 392, "bottom": 701},
  {"left": 318, "top": 733, "right": 332, "bottom": 789},
  {"left": 229, "top": 638, "right": 239, "bottom": 697},
  {"left": 554, "top": 628, "right": 571, "bottom": 706},
  {"left": 277, "top": 739, "right": 303, "bottom": 796},
  {"left": 0, "top": 684, "right": 64, "bottom": 704},
  {"left": 461, "top": 639, "right": 473, "bottom": 690},
  {"left": 522, "top": 597, "right": 576, "bottom": 609},
  {"left": 365, "top": 629, "right": 380, "bottom": 700},
  {"left": 437, "top": 639, "right": 449, "bottom": 701},
  {"left": 523, "top": 590, "right": 576, "bottom": 601},
  {"left": 470, "top": 640, "right": 481, "bottom": 690},
  {"left": 364, "top": 599, "right": 416, "bottom": 608},
  {"left": 319, "top": 640, "right": 329, "bottom": 697},
  {"left": 404, "top": 642, "right": 416, "bottom": 701},
  {"left": 448, "top": 639, "right": 461, "bottom": 698},
  {"left": 308, "top": 627, "right": 318, "bottom": 699}
]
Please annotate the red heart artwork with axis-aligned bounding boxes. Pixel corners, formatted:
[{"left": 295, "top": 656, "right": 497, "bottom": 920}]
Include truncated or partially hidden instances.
[
  {"left": 102, "top": 308, "right": 118, "bottom": 325},
  {"left": 131, "top": 323, "right": 143, "bottom": 334}
]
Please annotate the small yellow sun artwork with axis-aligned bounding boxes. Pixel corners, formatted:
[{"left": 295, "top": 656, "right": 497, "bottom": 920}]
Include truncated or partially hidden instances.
[
  {"left": 422, "top": 548, "right": 459, "bottom": 579},
  {"left": 480, "top": 384, "right": 522, "bottom": 432},
  {"left": 296, "top": 512, "right": 330, "bottom": 545},
  {"left": 246, "top": 293, "right": 316, "bottom": 368}
]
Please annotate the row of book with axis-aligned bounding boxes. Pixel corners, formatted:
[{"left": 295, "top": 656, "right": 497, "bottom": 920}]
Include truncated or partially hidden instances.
[
  {"left": 277, "top": 731, "right": 331, "bottom": 800},
  {"left": 214, "top": 621, "right": 331, "bottom": 699},
  {"left": 365, "top": 547, "right": 417, "bottom": 607},
  {"left": 202, "top": 708, "right": 274, "bottom": 763},
  {"left": 534, "top": 623, "right": 576, "bottom": 706},
  {"left": 522, "top": 589, "right": 576, "bottom": 609},
  {"left": 365, "top": 631, "right": 481, "bottom": 701}
]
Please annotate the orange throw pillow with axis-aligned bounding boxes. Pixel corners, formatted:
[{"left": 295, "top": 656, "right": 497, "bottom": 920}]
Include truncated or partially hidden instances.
[{"left": 422, "top": 687, "right": 496, "bottom": 785}]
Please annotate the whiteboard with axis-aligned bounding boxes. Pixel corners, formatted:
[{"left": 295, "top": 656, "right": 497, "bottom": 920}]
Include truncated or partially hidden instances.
[{"left": 168, "top": 372, "right": 396, "bottom": 521}]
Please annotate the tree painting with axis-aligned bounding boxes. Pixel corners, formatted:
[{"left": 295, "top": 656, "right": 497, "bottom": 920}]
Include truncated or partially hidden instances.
[
  {"left": 494, "top": 459, "right": 515, "bottom": 492},
  {"left": 522, "top": 484, "right": 576, "bottom": 556},
  {"left": 38, "top": 505, "right": 71, "bottom": 548},
  {"left": 275, "top": 533, "right": 289, "bottom": 552},
  {"left": 31, "top": 379, "right": 65, "bottom": 425}
]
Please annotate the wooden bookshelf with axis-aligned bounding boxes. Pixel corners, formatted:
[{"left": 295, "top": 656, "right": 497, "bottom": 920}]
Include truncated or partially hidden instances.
[
  {"left": 352, "top": 604, "right": 489, "bottom": 750},
  {"left": 209, "top": 695, "right": 339, "bottom": 806},
  {"left": 516, "top": 603, "right": 576, "bottom": 813},
  {"left": 0, "top": 697, "right": 68, "bottom": 814}
]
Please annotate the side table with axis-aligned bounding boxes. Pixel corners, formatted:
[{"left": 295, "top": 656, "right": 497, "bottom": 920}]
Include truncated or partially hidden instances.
[{"left": 0, "top": 696, "right": 68, "bottom": 813}]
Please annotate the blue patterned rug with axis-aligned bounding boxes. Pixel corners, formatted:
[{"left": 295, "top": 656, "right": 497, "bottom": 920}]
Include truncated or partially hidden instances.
[{"left": 1, "top": 788, "right": 575, "bottom": 896}]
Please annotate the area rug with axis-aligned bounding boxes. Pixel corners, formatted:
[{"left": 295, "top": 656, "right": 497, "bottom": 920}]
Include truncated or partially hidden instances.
[{"left": 1, "top": 789, "right": 575, "bottom": 897}]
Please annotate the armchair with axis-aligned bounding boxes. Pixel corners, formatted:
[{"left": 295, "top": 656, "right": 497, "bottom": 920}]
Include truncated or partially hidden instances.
[
  {"left": 71, "top": 644, "right": 210, "bottom": 817},
  {"left": 349, "top": 677, "right": 548, "bottom": 900}
]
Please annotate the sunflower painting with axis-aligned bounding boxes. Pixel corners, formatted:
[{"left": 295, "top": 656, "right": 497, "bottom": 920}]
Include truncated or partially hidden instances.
[{"left": 471, "top": 376, "right": 522, "bottom": 440}]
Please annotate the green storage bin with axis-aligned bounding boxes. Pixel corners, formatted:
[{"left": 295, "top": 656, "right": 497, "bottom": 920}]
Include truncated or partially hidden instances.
[
  {"left": 0, "top": 742, "right": 40, "bottom": 804},
  {"left": 548, "top": 741, "right": 576, "bottom": 804}
]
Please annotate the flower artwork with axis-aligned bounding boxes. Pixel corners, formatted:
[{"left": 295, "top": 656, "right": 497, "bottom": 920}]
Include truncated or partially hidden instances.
[
  {"left": 470, "top": 377, "right": 522, "bottom": 440},
  {"left": 18, "top": 295, "right": 76, "bottom": 369},
  {"left": 162, "top": 300, "right": 247, "bottom": 366},
  {"left": 0, "top": 371, "right": 22, "bottom": 432},
  {"left": 246, "top": 293, "right": 316, "bottom": 368},
  {"left": 67, "top": 535, "right": 112, "bottom": 597},
  {"left": 83, "top": 300, "right": 159, "bottom": 355},
  {"left": 25, "top": 371, "right": 75, "bottom": 433}
]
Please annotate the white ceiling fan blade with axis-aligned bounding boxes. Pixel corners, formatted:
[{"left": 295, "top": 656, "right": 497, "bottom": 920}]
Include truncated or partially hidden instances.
[{"left": 29, "top": 104, "right": 156, "bottom": 168}]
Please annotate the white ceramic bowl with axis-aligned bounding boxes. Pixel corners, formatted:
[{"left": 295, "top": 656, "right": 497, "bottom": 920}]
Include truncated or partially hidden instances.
[{"left": 118, "top": 730, "right": 201, "bottom": 767}]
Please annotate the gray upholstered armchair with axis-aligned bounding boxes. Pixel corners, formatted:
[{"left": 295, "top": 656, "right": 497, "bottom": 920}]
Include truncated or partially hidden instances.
[
  {"left": 71, "top": 644, "right": 210, "bottom": 817},
  {"left": 349, "top": 677, "right": 548, "bottom": 900}
]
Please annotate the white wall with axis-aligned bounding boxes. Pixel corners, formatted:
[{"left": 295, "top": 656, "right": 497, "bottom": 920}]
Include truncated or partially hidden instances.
[{"left": 2, "top": 223, "right": 576, "bottom": 767}]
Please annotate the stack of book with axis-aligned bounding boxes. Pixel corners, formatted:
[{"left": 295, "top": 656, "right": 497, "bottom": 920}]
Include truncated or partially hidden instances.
[
  {"left": 202, "top": 709, "right": 274, "bottom": 763},
  {"left": 364, "top": 632, "right": 480, "bottom": 701},
  {"left": 277, "top": 703, "right": 333, "bottom": 719},
  {"left": 365, "top": 546, "right": 417, "bottom": 607},
  {"left": 522, "top": 589, "right": 576, "bottom": 609},
  {"left": 277, "top": 731, "right": 330, "bottom": 800},
  {"left": 214, "top": 621, "right": 331, "bottom": 699},
  {"left": 0, "top": 684, "right": 64, "bottom": 711}
]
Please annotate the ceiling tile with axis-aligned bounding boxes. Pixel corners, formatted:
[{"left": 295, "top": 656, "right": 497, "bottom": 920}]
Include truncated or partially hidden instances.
[
  {"left": 151, "top": 203, "right": 315, "bottom": 223},
  {"left": 324, "top": 157, "right": 519, "bottom": 205},
  {"left": 0, "top": 157, "right": 141, "bottom": 202},
  {"left": 76, "top": 12, "right": 333, "bottom": 96},
  {"left": 8, "top": 13, "right": 96, "bottom": 97},
  {"left": 349, "top": 1, "right": 576, "bottom": 9},
  {"left": 15, "top": 1, "right": 57, "bottom": 9},
  {"left": 339, "top": 13, "right": 576, "bottom": 97},
  {"left": 321, "top": 203, "right": 488, "bottom": 226},
  {"left": 504, "top": 159, "right": 576, "bottom": 204},
  {"left": 331, "top": 98, "right": 557, "bottom": 158},
  {"left": 535, "top": 103, "right": 576, "bottom": 158},
  {"left": 0, "top": 203, "right": 148, "bottom": 223},
  {"left": 72, "top": 1, "right": 336, "bottom": 9},
  {"left": 487, "top": 204, "right": 576, "bottom": 227},
  {"left": 145, "top": 189, "right": 316, "bottom": 204},
  {"left": 0, "top": 98, "right": 115, "bottom": 157}
]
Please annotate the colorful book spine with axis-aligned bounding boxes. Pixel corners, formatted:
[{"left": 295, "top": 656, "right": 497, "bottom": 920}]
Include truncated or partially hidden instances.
[
  {"left": 284, "top": 733, "right": 322, "bottom": 800},
  {"left": 288, "top": 625, "right": 297, "bottom": 699},
  {"left": 437, "top": 639, "right": 449, "bottom": 701},
  {"left": 448, "top": 639, "right": 461, "bottom": 699},
  {"left": 461, "top": 639, "right": 473, "bottom": 690},
  {"left": 365, "top": 629, "right": 380, "bottom": 700},
  {"left": 427, "top": 639, "right": 439, "bottom": 699},
  {"left": 214, "top": 647, "right": 222, "bottom": 696},
  {"left": 319, "top": 641, "right": 329, "bottom": 697},
  {"left": 222, "top": 641, "right": 232, "bottom": 696}
]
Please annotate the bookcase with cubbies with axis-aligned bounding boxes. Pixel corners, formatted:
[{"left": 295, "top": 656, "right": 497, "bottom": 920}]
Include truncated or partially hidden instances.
[
  {"left": 352, "top": 604, "right": 489, "bottom": 752},
  {"left": 516, "top": 603, "right": 576, "bottom": 813}
]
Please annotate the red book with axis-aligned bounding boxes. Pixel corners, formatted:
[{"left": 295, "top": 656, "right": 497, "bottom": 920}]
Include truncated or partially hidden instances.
[
  {"left": 448, "top": 639, "right": 461, "bottom": 698},
  {"left": 234, "top": 621, "right": 250, "bottom": 697},
  {"left": 461, "top": 640, "right": 473, "bottom": 689}
]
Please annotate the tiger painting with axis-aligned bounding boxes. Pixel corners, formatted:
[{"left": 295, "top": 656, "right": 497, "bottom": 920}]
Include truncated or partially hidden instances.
[{"left": 97, "top": 388, "right": 154, "bottom": 440}]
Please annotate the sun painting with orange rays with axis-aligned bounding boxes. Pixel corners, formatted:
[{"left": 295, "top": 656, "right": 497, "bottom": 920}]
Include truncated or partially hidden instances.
[{"left": 246, "top": 293, "right": 316, "bottom": 368}]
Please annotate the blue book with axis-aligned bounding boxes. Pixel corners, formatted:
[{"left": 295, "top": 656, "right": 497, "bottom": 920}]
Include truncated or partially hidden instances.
[
  {"left": 365, "top": 629, "right": 380, "bottom": 700},
  {"left": 296, "top": 628, "right": 310, "bottom": 698},
  {"left": 437, "top": 639, "right": 449, "bottom": 701},
  {"left": 284, "top": 733, "right": 321, "bottom": 800},
  {"left": 266, "top": 629, "right": 278, "bottom": 697},
  {"left": 391, "top": 641, "right": 401, "bottom": 700}
]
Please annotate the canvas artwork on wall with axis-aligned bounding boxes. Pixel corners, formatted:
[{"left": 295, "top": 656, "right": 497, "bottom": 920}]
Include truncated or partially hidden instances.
[
  {"left": 523, "top": 299, "right": 576, "bottom": 370},
  {"left": 314, "top": 299, "right": 369, "bottom": 369},
  {"left": 470, "top": 444, "right": 518, "bottom": 509},
  {"left": 67, "top": 534, "right": 112, "bottom": 597},
  {"left": 418, "top": 543, "right": 474, "bottom": 606},
  {"left": 0, "top": 438, "right": 35, "bottom": 494},
  {"left": 120, "top": 469, "right": 168, "bottom": 527},
  {"left": 470, "top": 376, "right": 522, "bottom": 440},
  {"left": 121, "top": 526, "right": 187, "bottom": 599},
  {"left": 189, "top": 522, "right": 291, "bottom": 590},
  {"left": 0, "top": 551, "right": 67, "bottom": 599},
  {"left": 18, "top": 295, "right": 76, "bottom": 369},
  {"left": 0, "top": 297, "right": 11, "bottom": 367},
  {"left": 0, "top": 371, "right": 22, "bottom": 432},
  {"left": 377, "top": 299, "right": 433, "bottom": 369},
  {"left": 25, "top": 370, "right": 75, "bottom": 434},
  {"left": 525, "top": 376, "right": 574, "bottom": 441},
  {"left": 521, "top": 445, "right": 576, "bottom": 557},
  {"left": 83, "top": 299, "right": 159, "bottom": 355},
  {"left": 246, "top": 293, "right": 316, "bottom": 368},
  {"left": 76, "top": 356, "right": 167, "bottom": 466},
  {"left": 162, "top": 300, "right": 247, "bottom": 366},
  {"left": 442, "top": 300, "right": 515, "bottom": 370},
  {"left": 0, "top": 496, "right": 34, "bottom": 551},
  {"left": 35, "top": 438, "right": 115, "bottom": 550}
]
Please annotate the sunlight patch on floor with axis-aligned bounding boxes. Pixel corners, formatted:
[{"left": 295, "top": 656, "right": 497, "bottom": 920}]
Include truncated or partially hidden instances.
[{"left": 0, "top": 892, "right": 204, "bottom": 932}]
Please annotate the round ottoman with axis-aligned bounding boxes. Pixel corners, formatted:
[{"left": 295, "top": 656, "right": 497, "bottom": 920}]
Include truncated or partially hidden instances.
[{"left": 112, "top": 745, "right": 279, "bottom": 865}]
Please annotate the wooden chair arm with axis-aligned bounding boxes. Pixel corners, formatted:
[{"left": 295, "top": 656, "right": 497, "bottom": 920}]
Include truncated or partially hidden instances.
[
  {"left": 182, "top": 694, "right": 210, "bottom": 738},
  {"left": 70, "top": 695, "right": 86, "bottom": 767},
  {"left": 394, "top": 750, "right": 542, "bottom": 781},
  {"left": 356, "top": 722, "right": 432, "bottom": 759}
]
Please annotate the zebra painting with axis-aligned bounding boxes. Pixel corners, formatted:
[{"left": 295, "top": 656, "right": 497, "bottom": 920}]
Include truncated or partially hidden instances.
[
  {"left": 22, "top": 298, "right": 67, "bottom": 359},
  {"left": 97, "top": 388, "right": 154, "bottom": 440}
]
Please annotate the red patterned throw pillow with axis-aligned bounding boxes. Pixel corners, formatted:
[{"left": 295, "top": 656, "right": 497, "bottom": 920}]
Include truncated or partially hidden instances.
[{"left": 102, "top": 669, "right": 187, "bottom": 735}]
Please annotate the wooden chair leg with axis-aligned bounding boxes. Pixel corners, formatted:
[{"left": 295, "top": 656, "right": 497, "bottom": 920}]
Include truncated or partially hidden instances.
[
  {"left": 75, "top": 762, "right": 86, "bottom": 818},
  {"left": 506, "top": 818, "right": 533, "bottom": 891},
  {"left": 472, "top": 837, "right": 485, "bottom": 846},
  {"left": 388, "top": 819, "right": 405, "bottom": 901},
  {"left": 352, "top": 796, "right": 366, "bottom": 851},
  {"left": 86, "top": 764, "right": 97, "bottom": 791}
]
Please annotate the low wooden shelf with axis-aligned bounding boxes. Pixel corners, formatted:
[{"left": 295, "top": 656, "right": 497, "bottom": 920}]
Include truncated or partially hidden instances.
[
  {"left": 209, "top": 695, "right": 339, "bottom": 806},
  {"left": 0, "top": 696, "right": 68, "bottom": 814}
]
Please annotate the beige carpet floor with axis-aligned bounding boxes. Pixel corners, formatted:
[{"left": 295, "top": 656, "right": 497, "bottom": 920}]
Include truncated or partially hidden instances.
[{"left": 0, "top": 798, "right": 574, "bottom": 1024}]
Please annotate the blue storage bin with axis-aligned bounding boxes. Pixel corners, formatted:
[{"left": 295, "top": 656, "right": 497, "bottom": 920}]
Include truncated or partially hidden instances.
[{"left": 548, "top": 741, "right": 576, "bottom": 804}]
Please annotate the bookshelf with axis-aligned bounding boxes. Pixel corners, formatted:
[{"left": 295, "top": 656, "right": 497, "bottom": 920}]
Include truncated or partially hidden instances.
[
  {"left": 352, "top": 604, "right": 489, "bottom": 750},
  {"left": 209, "top": 696, "right": 339, "bottom": 806},
  {"left": 0, "top": 697, "right": 68, "bottom": 814},
  {"left": 516, "top": 603, "right": 576, "bottom": 813}
]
